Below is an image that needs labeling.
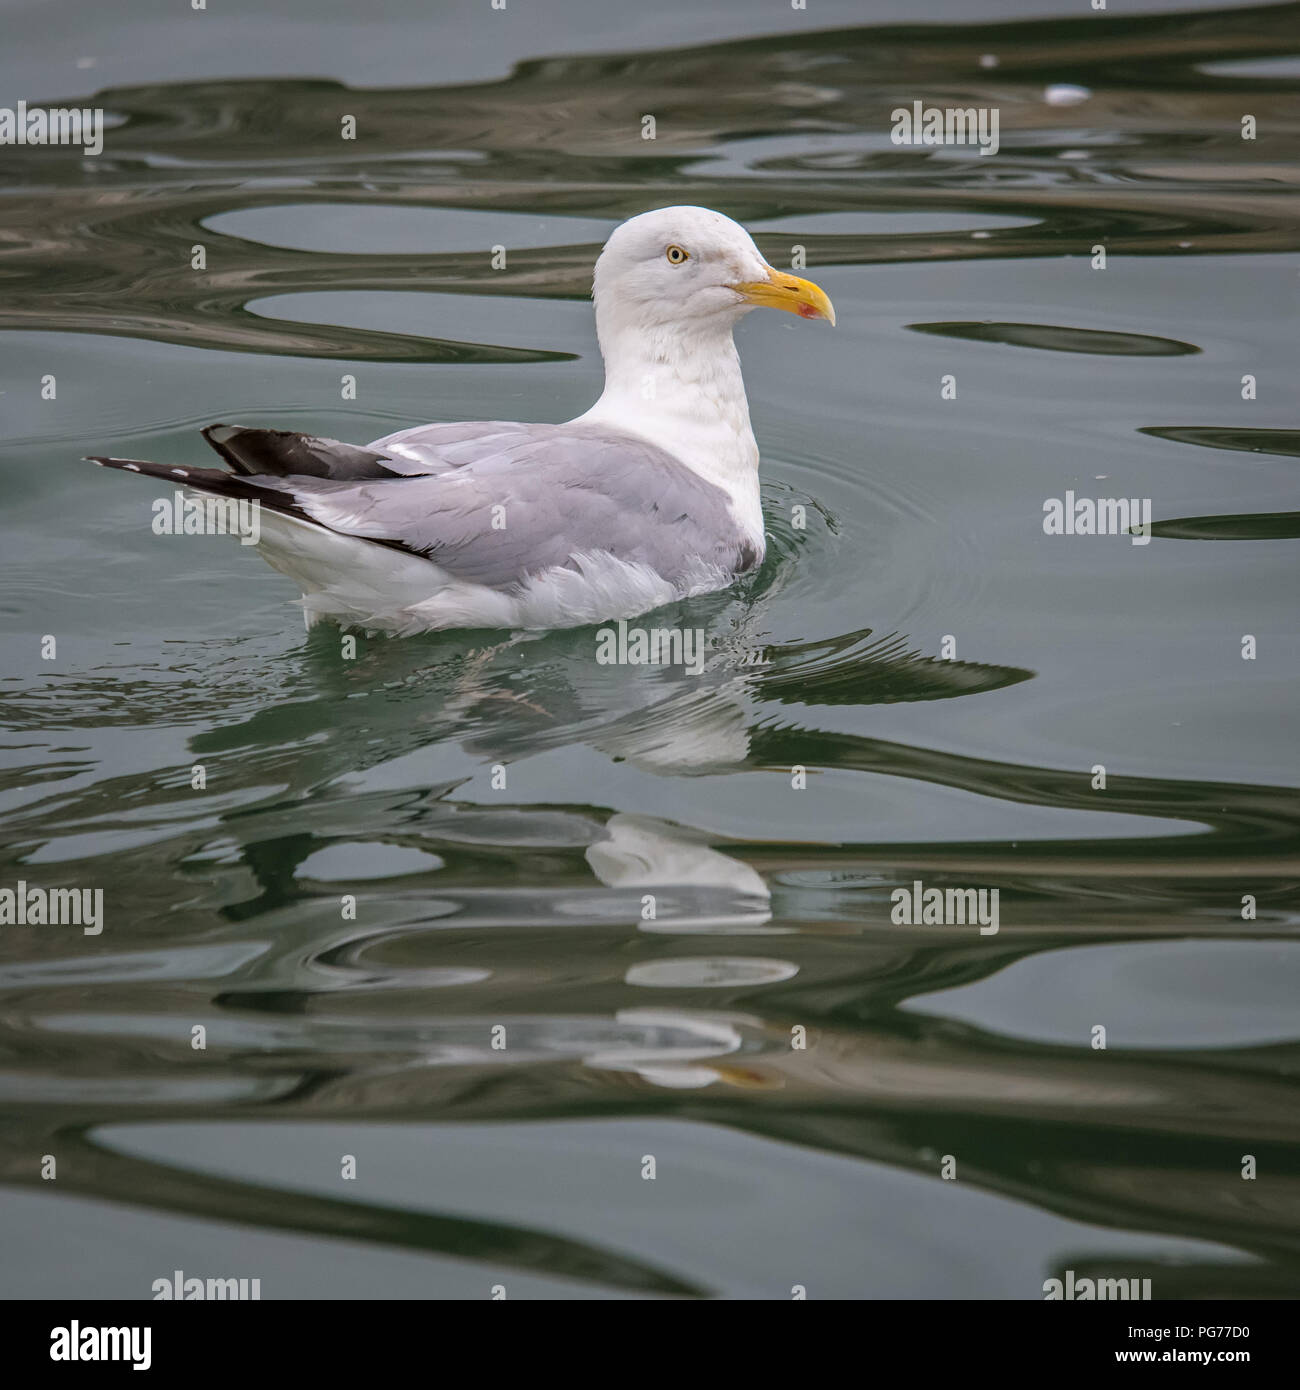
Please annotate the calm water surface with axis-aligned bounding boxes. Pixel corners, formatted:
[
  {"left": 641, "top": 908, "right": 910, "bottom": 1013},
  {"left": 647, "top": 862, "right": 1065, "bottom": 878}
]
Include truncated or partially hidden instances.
[{"left": 1, "top": 0, "right": 1298, "bottom": 1298}]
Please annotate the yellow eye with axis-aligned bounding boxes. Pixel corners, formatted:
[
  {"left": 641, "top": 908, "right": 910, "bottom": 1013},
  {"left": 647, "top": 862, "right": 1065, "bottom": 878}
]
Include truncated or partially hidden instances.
[{"left": 665, "top": 244, "right": 689, "bottom": 265}]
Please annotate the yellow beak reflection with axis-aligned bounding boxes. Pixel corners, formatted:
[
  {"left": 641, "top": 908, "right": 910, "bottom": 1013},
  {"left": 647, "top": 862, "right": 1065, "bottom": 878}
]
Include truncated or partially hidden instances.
[{"left": 730, "top": 266, "right": 835, "bottom": 325}]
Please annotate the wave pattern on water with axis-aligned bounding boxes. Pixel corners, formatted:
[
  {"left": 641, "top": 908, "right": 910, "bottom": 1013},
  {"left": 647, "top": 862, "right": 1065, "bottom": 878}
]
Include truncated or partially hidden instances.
[{"left": 0, "top": 4, "right": 1297, "bottom": 358}]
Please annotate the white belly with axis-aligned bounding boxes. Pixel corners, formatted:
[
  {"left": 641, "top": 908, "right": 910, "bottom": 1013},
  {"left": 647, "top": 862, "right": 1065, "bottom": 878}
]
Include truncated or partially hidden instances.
[{"left": 254, "top": 511, "right": 732, "bottom": 635}]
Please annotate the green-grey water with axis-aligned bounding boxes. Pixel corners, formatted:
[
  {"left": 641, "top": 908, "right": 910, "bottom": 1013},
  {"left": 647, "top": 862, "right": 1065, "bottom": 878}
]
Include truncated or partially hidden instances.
[{"left": 1, "top": 0, "right": 1298, "bottom": 1299}]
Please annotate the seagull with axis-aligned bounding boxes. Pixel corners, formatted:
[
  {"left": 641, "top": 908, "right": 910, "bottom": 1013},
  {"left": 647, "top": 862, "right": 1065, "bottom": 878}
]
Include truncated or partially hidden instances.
[{"left": 89, "top": 206, "right": 834, "bottom": 635}]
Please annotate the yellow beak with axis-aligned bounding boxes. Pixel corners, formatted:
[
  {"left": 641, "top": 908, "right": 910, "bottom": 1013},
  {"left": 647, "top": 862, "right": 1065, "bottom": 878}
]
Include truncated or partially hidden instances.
[{"left": 730, "top": 266, "right": 836, "bottom": 326}]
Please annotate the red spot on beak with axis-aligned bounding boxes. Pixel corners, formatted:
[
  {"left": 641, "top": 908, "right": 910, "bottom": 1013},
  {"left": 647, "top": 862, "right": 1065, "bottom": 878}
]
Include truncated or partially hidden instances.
[{"left": 797, "top": 303, "right": 819, "bottom": 319}]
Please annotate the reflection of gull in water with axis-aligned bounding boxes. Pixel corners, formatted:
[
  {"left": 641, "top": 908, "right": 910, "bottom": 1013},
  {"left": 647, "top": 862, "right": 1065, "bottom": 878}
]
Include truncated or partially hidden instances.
[
  {"left": 583, "top": 1008, "right": 747, "bottom": 1089},
  {"left": 584, "top": 813, "right": 774, "bottom": 932},
  {"left": 443, "top": 625, "right": 1032, "bottom": 776},
  {"left": 89, "top": 207, "right": 833, "bottom": 635},
  {"left": 588, "top": 686, "right": 754, "bottom": 773}
]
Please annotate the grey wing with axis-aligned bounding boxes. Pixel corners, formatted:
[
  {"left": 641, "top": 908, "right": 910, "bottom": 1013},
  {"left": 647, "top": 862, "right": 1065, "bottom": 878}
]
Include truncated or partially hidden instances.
[
  {"left": 248, "top": 423, "right": 757, "bottom": 591},
  {"left": 367, "top": 420, "right": 547, "bottom": 473}
]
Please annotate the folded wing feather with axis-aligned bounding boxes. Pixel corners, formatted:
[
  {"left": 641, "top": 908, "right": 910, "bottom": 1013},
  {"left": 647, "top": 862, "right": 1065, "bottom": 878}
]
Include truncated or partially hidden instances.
[{"left": 200, "top": 421, "right": 755, "bottom": 592}]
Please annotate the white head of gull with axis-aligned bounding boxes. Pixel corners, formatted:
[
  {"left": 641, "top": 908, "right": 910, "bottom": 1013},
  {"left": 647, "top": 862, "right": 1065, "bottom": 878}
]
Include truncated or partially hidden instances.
[
  {"left": 577, "top": 205, "right": 835, "bottom": 533},
  {"left": 88, "top": 205, "right": 835, "bottom": 636}
]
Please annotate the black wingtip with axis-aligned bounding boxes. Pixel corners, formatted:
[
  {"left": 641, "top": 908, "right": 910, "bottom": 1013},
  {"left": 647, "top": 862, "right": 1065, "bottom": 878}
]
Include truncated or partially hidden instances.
[{"left": 83, "top": 455, "right": 174, "bottom": 477}]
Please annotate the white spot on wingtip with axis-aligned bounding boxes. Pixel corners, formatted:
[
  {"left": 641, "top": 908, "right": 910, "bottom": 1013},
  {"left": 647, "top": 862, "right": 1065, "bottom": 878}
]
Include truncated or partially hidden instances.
[
  {"left": 171, "top": 468, "right": 187, "bottom": 476},
  {"left": 124, "top": 463, "right": 140, "bottom": 471}
]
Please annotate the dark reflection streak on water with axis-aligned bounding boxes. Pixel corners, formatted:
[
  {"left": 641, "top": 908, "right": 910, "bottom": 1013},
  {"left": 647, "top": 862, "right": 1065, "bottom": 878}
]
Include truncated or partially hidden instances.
[
  {"left": 747, "top": 628, "right": 1034, "bottom": 706},
  {"left": 0, "top": 1124, "right": 705, "bottom": 1296},
  {"left": 746, "top": 726, "right": 1300, "bottom": 872},
  {"left": 907, "top": 321, "right": 1202, "bottom": 356},
  {"left": 1150, "top": 510, "right": 1300, "bottom": 539},
  {"left": 730, "top": 1107, "right": 1300, "bottom": 1269},
  {"left": 1139, "top": 426, "right": 1300, "bottom": 458}
]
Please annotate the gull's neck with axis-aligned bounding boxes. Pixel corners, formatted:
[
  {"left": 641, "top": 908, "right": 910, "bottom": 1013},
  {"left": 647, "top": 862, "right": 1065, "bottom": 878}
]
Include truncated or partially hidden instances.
[{"left": 573, "top": 312, "right": 762, "bottom": 534}]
